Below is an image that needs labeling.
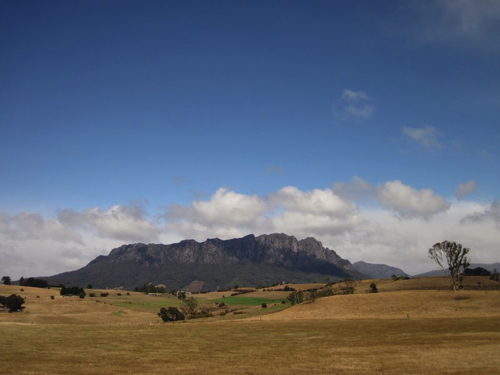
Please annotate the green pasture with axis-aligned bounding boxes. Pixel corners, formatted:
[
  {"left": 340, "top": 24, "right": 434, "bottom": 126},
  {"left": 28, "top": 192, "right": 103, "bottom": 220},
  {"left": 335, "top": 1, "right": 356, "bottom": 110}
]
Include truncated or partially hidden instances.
[{"left": 212, "top": 296, "right": 286, "bottom": 306}]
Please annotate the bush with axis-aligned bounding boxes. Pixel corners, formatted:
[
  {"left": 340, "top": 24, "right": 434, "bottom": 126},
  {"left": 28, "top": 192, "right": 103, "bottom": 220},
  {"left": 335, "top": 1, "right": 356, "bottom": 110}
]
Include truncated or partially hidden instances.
[
  {"left": 89, "top": 293, "right": 96, "bottom": 297},
  {"left": 60, "top": 286, "right": 85, "bottom": 297},
  {"left": 100, "top": 293, "right": 109, "bottom": 297},
  {"left": 369, "top": 283, "right": 378, "bottom": 293},
  {"left": 158, "top": 307, "right": 185, "bottom": 322},
  {"left": 1, "top": 294, "right": 25, "bottom": 312},
  {"left": 79, "top": 292, "right": 85, "bottom": 299},
  {"left": 117, "top": 293, "right": 122, "bottom": 296},
  {"left": 261, "top": 303, "right": 267, "bottom": 308}
]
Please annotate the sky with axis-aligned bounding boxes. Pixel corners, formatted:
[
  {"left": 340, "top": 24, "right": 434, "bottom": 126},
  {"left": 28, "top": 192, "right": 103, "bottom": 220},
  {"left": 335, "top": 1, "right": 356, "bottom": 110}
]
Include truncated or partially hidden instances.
[{"left": 1, "top": 0, "right": 499, "bottom": 279}]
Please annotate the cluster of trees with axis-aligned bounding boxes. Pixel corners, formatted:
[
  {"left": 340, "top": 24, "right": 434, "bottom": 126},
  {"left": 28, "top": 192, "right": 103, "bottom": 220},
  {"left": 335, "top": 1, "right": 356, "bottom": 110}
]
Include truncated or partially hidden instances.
[
  {"left": 19, "top": 277, "right": 49, "bottom": 288},
  {"left": 158, "top": 296, "right": 212, "bottom": 322},
  {"left": 0, "top": 294, "right": 25, "bottom": 312},
  {"left": 60, "top": 286, "right": 85, "bottom": 297},
  {"left": 158, "top": 307, "right": 185, "bottom": 322},
  {"left": 2, "top": 276, "right": 11, "bottom": 285},
  {"left": 135, "top": 283, "right": 166, "bottom": 294}
]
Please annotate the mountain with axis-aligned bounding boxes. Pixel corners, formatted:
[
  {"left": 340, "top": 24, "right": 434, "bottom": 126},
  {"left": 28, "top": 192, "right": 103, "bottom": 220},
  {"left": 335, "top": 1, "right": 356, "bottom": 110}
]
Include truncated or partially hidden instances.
[
  {"left": 413, "top": 262, "right": 500, "bottom": 278},
  {"left": 352, "top": 261, "right": 409, "bottom": 279},
  {"left": 42, "top": 233, "right": 365, "bottom": 291}
]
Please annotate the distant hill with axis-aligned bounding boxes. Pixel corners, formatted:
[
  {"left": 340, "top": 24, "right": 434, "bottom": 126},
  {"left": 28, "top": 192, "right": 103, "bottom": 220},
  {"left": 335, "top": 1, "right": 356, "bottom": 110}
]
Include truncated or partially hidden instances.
[
  {"left": 352, "top": 261, "right": 408, "bottom": 279},
  {"left": 42, "top": 233, "right": 365, "bottom": 290},
  {"left": 413, "top": 263, "right": 500, "bottom": 278}
]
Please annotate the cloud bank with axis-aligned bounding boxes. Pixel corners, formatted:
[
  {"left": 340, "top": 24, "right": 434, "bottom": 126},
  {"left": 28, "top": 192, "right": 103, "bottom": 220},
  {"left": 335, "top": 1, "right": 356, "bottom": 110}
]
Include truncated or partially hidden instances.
[{"left": 1, "top": 179, "right": 498, "bottom": 280}]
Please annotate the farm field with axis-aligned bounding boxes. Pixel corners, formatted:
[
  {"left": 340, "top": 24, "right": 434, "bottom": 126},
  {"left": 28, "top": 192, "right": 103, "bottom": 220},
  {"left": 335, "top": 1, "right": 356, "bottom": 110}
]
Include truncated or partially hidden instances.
[{"left": 1, "top": 277, "right": 500, "bottom": 374}]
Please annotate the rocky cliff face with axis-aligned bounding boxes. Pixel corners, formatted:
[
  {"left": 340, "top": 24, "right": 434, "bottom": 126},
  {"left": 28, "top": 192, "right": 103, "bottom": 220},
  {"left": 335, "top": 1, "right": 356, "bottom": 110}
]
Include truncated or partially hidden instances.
[{"left": 44, "top": 233, "right": 364, "bottom": 290}]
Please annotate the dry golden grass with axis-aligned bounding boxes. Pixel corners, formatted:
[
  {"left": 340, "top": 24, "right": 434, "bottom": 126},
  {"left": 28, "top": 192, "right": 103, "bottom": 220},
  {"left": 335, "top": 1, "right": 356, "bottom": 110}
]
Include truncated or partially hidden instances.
[
  {"left": 1, "top": 279, "right": 500, "bottom": 374},
  {"left": 250, "top": 289, "right": 500, "bottom": 321},
  {"left": 1, "top": 317, "right": 499, "bottom": 374}
]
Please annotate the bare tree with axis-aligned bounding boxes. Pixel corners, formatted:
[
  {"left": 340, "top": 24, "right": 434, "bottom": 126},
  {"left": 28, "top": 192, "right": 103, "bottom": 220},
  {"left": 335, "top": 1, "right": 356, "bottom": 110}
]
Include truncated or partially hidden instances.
[{"left": 428, "top": 241, "right": 470, "bottom": 290}]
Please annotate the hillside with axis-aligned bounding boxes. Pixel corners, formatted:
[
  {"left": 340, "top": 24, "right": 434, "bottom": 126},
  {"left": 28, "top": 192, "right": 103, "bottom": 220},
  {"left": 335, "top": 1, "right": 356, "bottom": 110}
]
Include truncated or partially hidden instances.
[
  {"left": 42, "top": 233, "right": 364, "bottom": 290},
  {"left": 353, "top": 261, "right": 408, "bottom": 279},
  {"left": 414, "top": 262, "right": 500, "bottom": 277}
]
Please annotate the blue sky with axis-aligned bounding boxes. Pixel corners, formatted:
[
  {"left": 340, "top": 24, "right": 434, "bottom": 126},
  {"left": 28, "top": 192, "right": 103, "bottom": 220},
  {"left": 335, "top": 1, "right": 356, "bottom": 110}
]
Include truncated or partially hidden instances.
[{"left": 1, "top": 1, "right": 499, "bottom": 279}]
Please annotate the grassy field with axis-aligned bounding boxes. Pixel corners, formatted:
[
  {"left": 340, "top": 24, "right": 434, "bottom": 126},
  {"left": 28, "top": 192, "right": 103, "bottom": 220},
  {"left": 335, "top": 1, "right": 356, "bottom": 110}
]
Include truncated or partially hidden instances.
[{"left": 1, "top": 277, "right": 499, "bottom": 374}]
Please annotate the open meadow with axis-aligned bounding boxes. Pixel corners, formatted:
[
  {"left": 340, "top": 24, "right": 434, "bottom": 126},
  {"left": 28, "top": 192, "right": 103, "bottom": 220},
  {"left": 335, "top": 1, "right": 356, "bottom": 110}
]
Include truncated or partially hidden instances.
[{"left": 1, "top": 277, "right": 500, "bottom": 374}]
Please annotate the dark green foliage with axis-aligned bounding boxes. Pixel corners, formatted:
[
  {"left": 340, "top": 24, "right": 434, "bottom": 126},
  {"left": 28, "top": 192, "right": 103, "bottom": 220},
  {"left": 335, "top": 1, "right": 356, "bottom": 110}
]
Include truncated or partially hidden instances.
[
  {"left": 177, "top": 291, "right": 186, "bottom": 300},
  {"left": 79, "top": 292, "right": 85, "bottom": 299},
  {"left": 158, "top": 307, "right": 185, "bottom": 322},
  {"left": 60, "top": 286, "right": 85, "bottom": 296},
  {"left": 181, "top": 297, "right": 198, "bottom": 317},
  {"left": 283, "top": 285, "right": 296, "bottom": 291},
  {"left": 2, "top": 276, "right": 11, "bottom": 285},
  {"left": 100, "top": 293, "right": 109, "bottom": 297},
  {"left": 87, "top": 285, "right": 93, "bottom": 289},
  {"left": 117, "top": 293, "right": 122, "bottom": 296},
  {"left": 89, "top": 293, "right": 96, "bottom": 297},
  {"left": 19, "top": 277, "right": 25, "bottom": 286},
  {"left": 339, "top": 279, "right": 355, "bottom": 295},
  {"left": 490, "top": 269, "right": 499, "bottom": 282},
  {"left": 464, "top": 267, "right": 491, "bottom": 276},
  {"left": 1, "top": 294, "right": 25, "bottom": 312},
  {"left": 261, "top": 303, "right": 267, "bottom": 308},
  {"left": 137, "top": 283, "right": 165, "bottom": 294},
  {"left": 369, "top": 283, "right": 378, "bottom": 293},
  {"left": 287, "top": 291, "right": 305, "bottom": 305},
  {"left": 23, "top": 277, "right": 48, "bottom": 288}
]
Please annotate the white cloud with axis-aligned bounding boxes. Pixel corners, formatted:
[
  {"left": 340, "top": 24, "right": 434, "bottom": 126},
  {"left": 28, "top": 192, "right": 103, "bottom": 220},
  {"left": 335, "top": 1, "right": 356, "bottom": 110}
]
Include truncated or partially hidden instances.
[
  {"left": 2, "top": 180, "right": 498, "bottom": 280},
  {"left": 0, "top": 212, "right": 83, "bottom": 243},
  {"left": 57, "top": 204, "right": 161, "bottom": 243},
  {"left": 333, "top": 176, "right": 374, "bottom": 201},
  {"left": 461, "top": 201, "right": 500, "bottom": 229},
  {"left": 376, "top": 180, "right": 450, "bottom": 219},
  {"left": 271, "top": 186, "right": 354, "bottom": 218},
  {"left": 455, "top": 180, "right": 478, "bottom": 199},
  {"left": 402, "top": 126, "right": 442, "bottom": 149},
  {"left": 342, "top": 89, "right": 370, "bottom": 101},
  {"left": 335, "top": 89, "right": 374, "bottom": 120}
]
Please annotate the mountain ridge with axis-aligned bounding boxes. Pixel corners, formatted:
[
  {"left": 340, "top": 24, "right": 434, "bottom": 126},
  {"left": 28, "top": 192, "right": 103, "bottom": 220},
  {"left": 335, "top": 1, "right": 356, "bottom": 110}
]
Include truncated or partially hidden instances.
[{"left": 42, "top": 233, "right": 365, "bottom": 290}]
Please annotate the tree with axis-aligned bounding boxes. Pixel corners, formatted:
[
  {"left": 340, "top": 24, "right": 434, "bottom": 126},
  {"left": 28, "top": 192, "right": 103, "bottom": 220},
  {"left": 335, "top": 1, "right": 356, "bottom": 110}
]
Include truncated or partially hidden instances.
[
  {"left": 1, "top": 294, "right": 25, "bottom": 312},
  {"left": 181, "top": 296, "right": 198, "bottom": 318},
  {"left": 1, "top": 276, "right": 11, "bottom": 285},
  {"left": 158, "top": 307, "right": 185, "bottom": 322},
  {"left": 428, "top": 240, "right": 470, "bottom": 291},
  {"left": 369, "top": 283, "right": 378, "bottom": 293}
]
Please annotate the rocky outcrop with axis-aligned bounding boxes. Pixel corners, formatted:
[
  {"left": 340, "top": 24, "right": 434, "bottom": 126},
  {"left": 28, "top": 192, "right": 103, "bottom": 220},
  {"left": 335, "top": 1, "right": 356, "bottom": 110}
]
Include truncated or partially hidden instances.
[{"left": 43, "top": 233, "right": 365, "bottom": 290}]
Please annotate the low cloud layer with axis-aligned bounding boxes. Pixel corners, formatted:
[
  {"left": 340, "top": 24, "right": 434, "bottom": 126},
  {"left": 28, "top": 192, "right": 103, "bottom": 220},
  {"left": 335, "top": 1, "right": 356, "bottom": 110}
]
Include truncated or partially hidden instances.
[{"left": 1, "top": 179, "right": 498, "bottom": 279}]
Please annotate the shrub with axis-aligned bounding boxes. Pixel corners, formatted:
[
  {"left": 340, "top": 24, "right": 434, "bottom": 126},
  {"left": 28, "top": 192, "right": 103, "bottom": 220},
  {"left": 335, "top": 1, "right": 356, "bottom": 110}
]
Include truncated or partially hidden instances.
[
  {"left": 60, "top": 286, "right": 85, "bottom": 296},
  {"left": 79, "top": 292, "right": 85, "bottom": 299},
  {"left": 2, "top": 294, "right": 25, "bottom": 312},
  {"left": 369, "top": 283, "right": 378, "bottom": 293},
  {"left": 127, "top": 292, "right": 130, "bottom": 295},
  {"left": 89, "top": 293, "right": 96, "bottom": 297},
  {"left": 100, "top": 293, "right": 109, "bottom": 297},
  {"left": 50, "top": 296, "right": 55, "bottom": 300},
  {"left": 158, "top": 307, "right": 185, "bottom": 322},
  {"left": 261, "top": 303, "right": 267, "bottom": 308},
  {"left": 117, "top": 293, "right": 122, "bottom": 296}
]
